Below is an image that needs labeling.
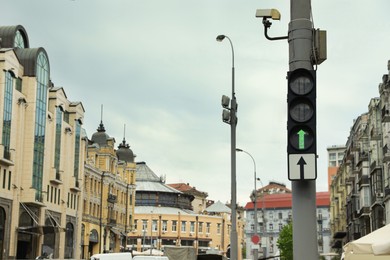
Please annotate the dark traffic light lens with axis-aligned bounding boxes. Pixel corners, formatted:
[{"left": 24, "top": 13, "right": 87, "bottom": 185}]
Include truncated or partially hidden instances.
[
  {"left": 290, "top": 100, "right": 314, "bottom": 122},
  {"left": 289, "top": 75, "right": 314, "bottom": 95}
]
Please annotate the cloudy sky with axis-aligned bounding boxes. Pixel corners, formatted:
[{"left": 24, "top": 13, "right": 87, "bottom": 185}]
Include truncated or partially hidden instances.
[{"left": 2, "top": 0, "right": 390, "bottom": 205}]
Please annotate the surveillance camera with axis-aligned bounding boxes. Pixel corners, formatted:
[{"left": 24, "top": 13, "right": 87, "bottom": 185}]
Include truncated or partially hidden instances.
[{"left": 255, "top": 9, "right": 281, "bottom": 20}]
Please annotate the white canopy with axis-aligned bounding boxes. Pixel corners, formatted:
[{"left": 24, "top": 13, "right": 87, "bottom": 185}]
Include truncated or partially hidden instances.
[{"left": 343, "top": 224, "right": 390, "bottom": 260}]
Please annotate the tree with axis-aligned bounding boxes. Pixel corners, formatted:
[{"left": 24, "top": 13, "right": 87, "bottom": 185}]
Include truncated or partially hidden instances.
[{"left": 277, "top": 222, "right": 293, "bottom": 260}]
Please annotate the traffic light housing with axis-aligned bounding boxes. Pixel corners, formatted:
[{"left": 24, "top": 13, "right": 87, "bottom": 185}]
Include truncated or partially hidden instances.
[{"left": 287, "top": 68, "right": 316, "bottom": 155}]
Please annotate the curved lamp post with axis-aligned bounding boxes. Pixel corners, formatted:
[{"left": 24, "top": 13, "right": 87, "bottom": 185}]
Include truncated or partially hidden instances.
[
  {"left": 217, "top": 34, "right": 238, "bottom": 260},
  {"left": 236, "top": 148, "right": 259, "bottom": 260}
]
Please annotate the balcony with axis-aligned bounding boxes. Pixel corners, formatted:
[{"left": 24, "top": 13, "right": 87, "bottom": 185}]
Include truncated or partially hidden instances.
[
  {"left": 107, "top": 193, "right": 117, "bottom": 203},
  {"left": 0, "top": 145, "right": 14, "bottom": 166},
  {"left": 370, "top": 161, "right": 381, "bottom": 173},
  {"left": 385, "top": 187, "right": 390, "bottom": 200},
  {"left": 70, "top": 180, "right": 81, "bottom": 192},
  {"left": 370, "top": 127, "right": 382, "bottom": 140},
  {"left": 107, "top": 218, "right": 117, "bottom": 227},
  {"left": 382, "top": 105, "right": 390, "bottom": 122},
  {"left": 50, "top": 168, "right": 63, "bottom": 185},
  {"left": 383, "top": 145, "right": 390, "bottom": 162},
  {"left": 358, "top": 175, "right": 369, "bottom": 190}
]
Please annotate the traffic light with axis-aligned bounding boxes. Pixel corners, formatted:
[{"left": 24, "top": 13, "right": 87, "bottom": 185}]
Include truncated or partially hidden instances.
[{"left": 287, "top": 68, "right": 316, "bottom": 155}]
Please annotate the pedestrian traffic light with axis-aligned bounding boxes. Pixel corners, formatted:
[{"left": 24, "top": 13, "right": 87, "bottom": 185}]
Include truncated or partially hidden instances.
[{"left": 287, "top": 68, "right": 316, "bottom": 155}]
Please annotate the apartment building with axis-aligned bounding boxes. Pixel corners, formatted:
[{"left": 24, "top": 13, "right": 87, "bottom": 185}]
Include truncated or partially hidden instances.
[
  {"left": 330, "top": 60, "right": 390, "bottom": 251},
  {"left": 244, "top": 182, "right": 331, "bottom": 259}
]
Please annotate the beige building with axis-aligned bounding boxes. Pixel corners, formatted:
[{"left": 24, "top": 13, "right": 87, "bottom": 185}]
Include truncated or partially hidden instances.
[
  {"left": 0, "top": 25, "right": 86, "bottom": 259},
  {"left": 81, "top": 122, "right": 136, "bottom": 258},
  {"left": 127, "top": 162, "right": 244, "bottom": 259},
  {"left": 167, "top": 183, "right": 208, "bottom": 214}
]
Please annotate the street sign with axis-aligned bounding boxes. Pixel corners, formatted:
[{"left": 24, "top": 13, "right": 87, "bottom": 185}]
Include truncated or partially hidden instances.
[
  {"left": 251, "top": 234, "right": 260, "bottom": 244},
  {"left": 288, "top": 154, "right": 316, "bottom": 180}
]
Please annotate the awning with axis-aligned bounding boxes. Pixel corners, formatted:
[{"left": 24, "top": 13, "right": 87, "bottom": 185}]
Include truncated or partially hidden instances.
[
  {"left": 110, "top": 228, "right": 123, "bottom": 236},
  {"left": 18, "top": 225, "right": 66, "bottom": 235}
]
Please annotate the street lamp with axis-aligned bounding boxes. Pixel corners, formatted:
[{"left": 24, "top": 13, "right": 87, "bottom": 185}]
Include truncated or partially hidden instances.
[
  {"left": 236, "top": 148, "right": 259, "bottom": 260},
  {"left": 217, "top": 34, "right": 238, "bottom": 260}
]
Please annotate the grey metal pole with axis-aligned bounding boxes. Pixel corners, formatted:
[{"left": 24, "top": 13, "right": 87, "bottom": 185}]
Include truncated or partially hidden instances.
[
  {"left": 229, "top": 38, "right": 238, "bottom": 260},
  {"left": 217, "top": 34, "right": 238, "bottom": 260},
  {"left": 289, "top": 0, "right": 318, "bottom": 259},
  {"left": 236, "top": 149, "right": 258, "bottom": 260}
]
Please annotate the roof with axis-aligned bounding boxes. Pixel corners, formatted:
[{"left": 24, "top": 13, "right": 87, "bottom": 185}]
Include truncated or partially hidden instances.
[
  {"left": 244, "top": 191, "right": 330, "bottom": 210},
  {"left": 0, "top": 25, "right": 29, "bottom": 48},
  {"left": 135, "top": 162, "right": 182, "bottom": 194},
  {"left": 167, "top": 183, "right": 208, "bottom": 198},
  {"left": 206, "top": 201, "right": 231, "bottom": 214},
  {"left": 260, "top": 182, "right": 291, "bottom": 194}
]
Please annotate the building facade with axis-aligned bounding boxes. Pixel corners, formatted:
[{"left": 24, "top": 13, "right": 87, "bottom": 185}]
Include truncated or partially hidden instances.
[
  {"left": 327, "top": 145, "right": 346, "bottom": 190},
  {"left": 0, "top": 25, "right": 86, "bottom": 259},
  {"left": 81, "top": 121, "right": 136, "bottom": 259},
  {"left": 330, "top": 60, "right": 390, "bottom": 252},
  {"left": 244, "top": 183, "right": 331, "bottom": 259},
  {"left": 127, "top": 162, "right": 245, "bottom": 259}
]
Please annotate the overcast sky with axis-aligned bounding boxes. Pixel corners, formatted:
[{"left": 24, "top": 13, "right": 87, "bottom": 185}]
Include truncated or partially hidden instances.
[{"left": 2, "top": 0, "right": 390, "bottom": 205}]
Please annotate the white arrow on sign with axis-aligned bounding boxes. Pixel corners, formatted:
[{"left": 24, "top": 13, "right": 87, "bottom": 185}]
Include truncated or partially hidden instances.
[{"left": 288, "top": 154, "right": 317, "bottom": 180}]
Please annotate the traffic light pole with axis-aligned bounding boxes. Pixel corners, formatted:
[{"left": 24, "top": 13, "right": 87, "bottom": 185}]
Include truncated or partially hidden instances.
[{"left": 289, "top": 0, "right": 318, "bottom": 259}]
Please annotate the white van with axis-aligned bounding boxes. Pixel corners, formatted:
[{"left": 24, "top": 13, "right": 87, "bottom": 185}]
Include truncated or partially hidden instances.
[
  {"left": 90, "top": 252, "right": 133, "bottom": 260},
  {"left": 132, "top": 256, "right": 169, "bottom": 260}
]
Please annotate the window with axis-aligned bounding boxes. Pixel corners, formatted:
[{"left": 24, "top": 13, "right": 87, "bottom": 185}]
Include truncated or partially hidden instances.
[
  {"left": 14, "top": 30, "right": 25, "bottom": 48},
  {"left": 152, "top": 220, "right": 158, "bottom": 232},
  {"left": 198, "top": 222, "right": 203, "bottom": 233},
  {"left": 3, "top": 71, "right": 13, "bottom": 160},
  {"left": 74, "top": 121, "right": 81, "bottom": 180},
  {"left": 206, "top": 223, "right": 211, "bottom": 234},
  {"left": 134, "top": 220, "right": 138, "bottom": 230},
  {"left": 54, "top": 107, "right": 62, "bottom": 176},
  {"left": 32, "top": 51, "right": 49, "bottom": 202},
  {"left": 278, "top": 212, "right": 283, "bottom": 219},
  {"left": 172, "top": 220, "right": 177, "bottom": 232},
  {"left": 142, "top": 220, "right": 148, "bottom": 231},
  {"left": 190, "top": 221, "right": 195, "bottom": 233},
  {"left": 217, "top": 223, "right": 221, "bottom": 234},
  {"left": 162, "top": 220, "right": 167, "bottom": 232},
  {"left": 181, "top": 221, "right": 186, "bottom": 232},
  {"left": 279, "top": 223, "right": 283, "bottom": 231},
  {"left": 269, "top": 223, "right": 273, "bottom": 231}
]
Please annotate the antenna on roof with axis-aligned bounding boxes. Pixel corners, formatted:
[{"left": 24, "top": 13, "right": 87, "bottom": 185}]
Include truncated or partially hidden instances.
[
  {"left": 100, "top": 104, "right": 103, "bottom": 123},
  {"left": 123, "top": 124, "right": 126, "bottom": 141},
  {"left": 97, "top": 104, "right": 105, "bottom": 132}
]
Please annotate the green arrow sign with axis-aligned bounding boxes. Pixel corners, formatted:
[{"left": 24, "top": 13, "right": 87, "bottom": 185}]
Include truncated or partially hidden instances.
[{"left": 297, "top": 129, "right": 307, "bottom": 149}]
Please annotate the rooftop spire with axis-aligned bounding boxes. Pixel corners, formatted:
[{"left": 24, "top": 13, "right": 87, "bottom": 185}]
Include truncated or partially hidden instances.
[{"left": 97, "top": 104, "right": 105, "bottom": 132}]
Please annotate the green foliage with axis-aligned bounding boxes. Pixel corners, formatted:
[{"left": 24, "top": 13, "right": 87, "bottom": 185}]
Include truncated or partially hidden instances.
[{"left": 277, "top": 222, "right": 293, "bottom": 260}]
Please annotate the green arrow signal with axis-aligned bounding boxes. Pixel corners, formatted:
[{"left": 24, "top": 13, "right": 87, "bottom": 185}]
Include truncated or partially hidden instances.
[{"left": 297, "top": 129, "right": 307, "bottom": 149}]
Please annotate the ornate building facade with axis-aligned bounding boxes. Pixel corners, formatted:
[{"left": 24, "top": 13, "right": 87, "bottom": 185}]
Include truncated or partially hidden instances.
[{"left": 81, "top": 121, "right": 136, "bottom": 259}]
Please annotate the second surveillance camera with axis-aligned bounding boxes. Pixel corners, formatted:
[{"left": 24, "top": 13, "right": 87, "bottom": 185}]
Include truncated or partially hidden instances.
[{"left": 255, "top": 9, "right": 281, "bottom": 20}]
